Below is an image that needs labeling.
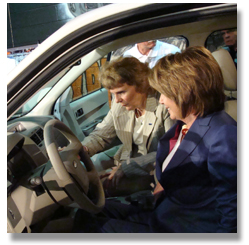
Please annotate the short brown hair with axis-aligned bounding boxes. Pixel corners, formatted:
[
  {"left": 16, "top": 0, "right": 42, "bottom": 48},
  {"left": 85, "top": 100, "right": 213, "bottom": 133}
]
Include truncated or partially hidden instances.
[
  {"left": 148, "top": 46, "right": 225, "bottom": 118},
  {"left": 99, "top": 57, "right": 154, "bottom": 94}
]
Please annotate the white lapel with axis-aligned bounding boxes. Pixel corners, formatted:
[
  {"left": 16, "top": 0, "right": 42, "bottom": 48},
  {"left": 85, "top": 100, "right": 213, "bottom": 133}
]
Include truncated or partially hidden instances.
[
  {"left": 112, "top": 93, "right": 159, "bottom": 155},
  {"left": 115, "top": 107, "right": 134, "bottom": 152},
  {"left": 142, "top": 94, "right": 158, "bottom": 152}
]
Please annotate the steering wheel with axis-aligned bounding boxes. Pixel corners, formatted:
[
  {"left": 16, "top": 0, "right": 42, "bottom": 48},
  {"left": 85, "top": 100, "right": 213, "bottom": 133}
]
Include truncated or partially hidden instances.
[{"left": 44, "top": 119, "right": 105, "bottom": 214}]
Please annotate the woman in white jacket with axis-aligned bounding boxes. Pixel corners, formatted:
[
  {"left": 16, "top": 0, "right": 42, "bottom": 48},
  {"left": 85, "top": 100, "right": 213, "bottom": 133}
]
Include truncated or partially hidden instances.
[{"left": 81, "top": 57, "right": 174, "bottom": 196}]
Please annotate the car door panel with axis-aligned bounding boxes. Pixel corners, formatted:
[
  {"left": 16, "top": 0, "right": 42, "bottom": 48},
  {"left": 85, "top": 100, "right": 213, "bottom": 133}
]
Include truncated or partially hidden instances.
[
  {"left": 54, "top": 56, "right": 110, "bottom": 140},
  {"left": 54, "top": 87, "right": 109, "bottom": 141},
  {"left": 70, "top": 88, "right": 109, "bottom": 136}
]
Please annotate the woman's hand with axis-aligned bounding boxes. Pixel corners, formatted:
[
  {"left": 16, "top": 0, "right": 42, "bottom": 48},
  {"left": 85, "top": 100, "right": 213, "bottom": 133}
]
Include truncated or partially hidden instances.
[
  {"left": 58, "top": 146, "right": 80, "bottom": 159},
  {"left": 108, "top": 165, "right": 124, "bottom": 186},
  {"left": 58, "top": 146, "right": 66, "bottom": 151},
  {"left": 102, "top": 165, "right": 125, "bottom": 189},
  {"left": 153, "top": 181, "right": 164, "bottom": 202}
]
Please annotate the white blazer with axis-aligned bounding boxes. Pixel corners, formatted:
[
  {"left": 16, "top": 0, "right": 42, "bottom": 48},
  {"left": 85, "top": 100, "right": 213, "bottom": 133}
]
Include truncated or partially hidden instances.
[{"left": 82, "top": 92, "right": 174, "bottom": 177}]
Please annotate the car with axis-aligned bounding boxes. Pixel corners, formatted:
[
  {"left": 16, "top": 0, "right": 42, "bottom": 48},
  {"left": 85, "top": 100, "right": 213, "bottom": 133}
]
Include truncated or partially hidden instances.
[{"left": 7, "top": 3, "right": 237, "bottom": 233}]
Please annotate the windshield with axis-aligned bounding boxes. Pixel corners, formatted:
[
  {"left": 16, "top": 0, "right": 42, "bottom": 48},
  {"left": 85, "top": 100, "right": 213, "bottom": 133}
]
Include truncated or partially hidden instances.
[{"left": 10, "top": 67, "right": 70, "bottom": 119}]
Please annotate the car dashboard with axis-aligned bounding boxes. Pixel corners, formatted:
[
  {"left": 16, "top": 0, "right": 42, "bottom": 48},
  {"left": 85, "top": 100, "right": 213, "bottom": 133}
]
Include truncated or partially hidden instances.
[
  {"left": 7, "top": 115, "right": 70, "bottom": 233},
  {"left": 7, "top": 116, "right": 56, "bottom": 182}
]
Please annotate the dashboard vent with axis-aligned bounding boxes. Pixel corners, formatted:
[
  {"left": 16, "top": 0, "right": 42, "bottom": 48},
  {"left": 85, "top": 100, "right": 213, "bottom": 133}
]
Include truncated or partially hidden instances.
[
  {"left": 30, "top": 128, "right": 44, "bottom": 145},
  {"left": 36, "top": 128, "right": 44, "bottom": 141}
]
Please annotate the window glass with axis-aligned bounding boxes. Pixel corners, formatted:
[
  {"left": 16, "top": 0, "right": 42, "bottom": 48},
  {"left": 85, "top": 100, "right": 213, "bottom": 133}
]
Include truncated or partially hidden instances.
[
  {"left": 159, "top": 36, "right": 188, "bottom": 51},
  {"left": 70, "top": 36, "right": 188, "bottom": 102},
  {"left": 111, "top": 35, "right": 188, "bottom": 60},
  {"left": 71, "top": 57, "right": 107, "bottom": 101},
  {"left": 205, "top": 28, "right": 237, "bottom": 52},
  {"left": 11, "top": 67, "right": 70, "bottom": 119}
]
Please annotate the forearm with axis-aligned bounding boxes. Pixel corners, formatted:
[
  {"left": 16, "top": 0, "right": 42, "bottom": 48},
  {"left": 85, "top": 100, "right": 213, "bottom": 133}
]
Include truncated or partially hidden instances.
[
  {"left": 82, "top": 133, "right": 114, "bottom": 156},
  {"left": 81, "top": 109, "right": 117, "bottom": 156}
]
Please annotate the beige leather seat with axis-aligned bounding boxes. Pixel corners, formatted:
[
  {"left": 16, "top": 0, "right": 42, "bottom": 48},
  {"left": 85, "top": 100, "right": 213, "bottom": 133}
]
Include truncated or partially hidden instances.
[{"left": 212, "top": 48, "right": 237, "bottom": 121}]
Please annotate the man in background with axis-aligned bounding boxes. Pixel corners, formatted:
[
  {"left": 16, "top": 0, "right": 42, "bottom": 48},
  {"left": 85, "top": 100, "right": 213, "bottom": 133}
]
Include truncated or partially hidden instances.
[
  {"left": 123, "top": 40, "right": 180, "bottom": 68},
  {"left": 221, "top": 29, "right": 237, "bottom": 68}
]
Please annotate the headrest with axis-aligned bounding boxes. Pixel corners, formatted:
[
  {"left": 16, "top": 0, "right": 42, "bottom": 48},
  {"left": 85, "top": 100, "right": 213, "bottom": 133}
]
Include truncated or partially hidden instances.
[{"left": 212, "top": 48, "right": 237, "bottom": 91}]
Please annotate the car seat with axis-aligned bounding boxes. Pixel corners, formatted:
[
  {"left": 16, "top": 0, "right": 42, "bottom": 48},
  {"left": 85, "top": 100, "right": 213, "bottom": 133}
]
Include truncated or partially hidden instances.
[{"left": 212, "top": 48, "right": 237, "bottom": 121}]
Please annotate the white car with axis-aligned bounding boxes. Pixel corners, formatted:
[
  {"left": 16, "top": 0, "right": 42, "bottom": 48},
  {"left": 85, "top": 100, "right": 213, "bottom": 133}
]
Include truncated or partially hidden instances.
[{"left": 7, "top": 3, "right": 237, "bottom": 233}]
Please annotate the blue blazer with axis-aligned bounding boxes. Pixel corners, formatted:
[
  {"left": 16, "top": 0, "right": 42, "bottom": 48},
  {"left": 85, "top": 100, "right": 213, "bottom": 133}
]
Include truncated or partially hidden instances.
[{"left": 150, "top": 110, "right": 237, "bottom": 233}]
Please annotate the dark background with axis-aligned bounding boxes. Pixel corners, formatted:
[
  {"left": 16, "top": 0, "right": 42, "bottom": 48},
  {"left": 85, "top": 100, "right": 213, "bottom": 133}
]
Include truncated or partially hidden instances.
[
  {"left": 7, "top": 3, "right": 74, "bottom": 49},
  {"left": 7, "top": 3, "right": 110, "bottom": 49}
]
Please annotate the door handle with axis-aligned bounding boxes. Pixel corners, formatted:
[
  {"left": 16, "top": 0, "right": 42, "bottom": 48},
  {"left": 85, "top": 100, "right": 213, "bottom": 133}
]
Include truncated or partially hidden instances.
[{"left": 75, "top": 108, "right": 84, "bottom": 118}]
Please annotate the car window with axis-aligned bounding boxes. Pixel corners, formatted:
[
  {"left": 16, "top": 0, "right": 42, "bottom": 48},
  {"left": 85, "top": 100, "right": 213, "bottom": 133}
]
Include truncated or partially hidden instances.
[
  {"left": 111, "top": 35, "right": 188, "bottom": 60},
  {"left": 10, "top": 67, "right": 70, "bottom": 119},
  {"left": 205, "top": 28, "right": 237, "bottom": 52},
  {"left": 159, "top": 36, "right": 188, "bottom": 51},
  {"left": 70, "top": 36, "right": 187, "bottom": 103},
  {"left": 71, "top": 56, "right": 108, "bottom": 101}
]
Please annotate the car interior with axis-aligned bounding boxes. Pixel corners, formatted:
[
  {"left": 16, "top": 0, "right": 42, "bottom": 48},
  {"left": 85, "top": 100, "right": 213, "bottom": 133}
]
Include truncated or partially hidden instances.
[
  {"left": 212, "top": 48, "right": 237, "bottom": 121},
  {"left": 7, "top": 4, "right": 237, "bottom": 233}
]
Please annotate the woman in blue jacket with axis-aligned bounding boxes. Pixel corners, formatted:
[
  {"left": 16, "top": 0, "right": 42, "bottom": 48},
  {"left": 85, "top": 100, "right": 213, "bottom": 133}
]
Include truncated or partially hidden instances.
[
  {"left": 148, "top": 46, "right": 237, "bottom": 232},
  {"left": 74, "top": 46, "right": 237, "bottom": 233}
]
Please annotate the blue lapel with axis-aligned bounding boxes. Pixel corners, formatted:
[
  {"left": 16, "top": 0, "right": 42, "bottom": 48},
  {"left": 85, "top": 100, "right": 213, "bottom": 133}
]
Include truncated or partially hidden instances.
[
  {"left": 155, "top": 122, "right": 182, "bottom": 177},
  {"left": 156, "top": 115, "right": 213, "bottom": 179},
  {"left": 156, "top": 122, "right": 181, "bottom": 166}
]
